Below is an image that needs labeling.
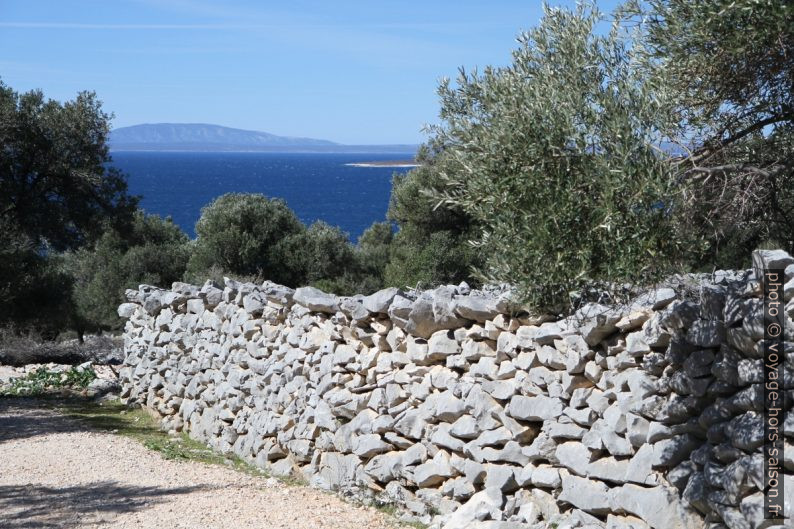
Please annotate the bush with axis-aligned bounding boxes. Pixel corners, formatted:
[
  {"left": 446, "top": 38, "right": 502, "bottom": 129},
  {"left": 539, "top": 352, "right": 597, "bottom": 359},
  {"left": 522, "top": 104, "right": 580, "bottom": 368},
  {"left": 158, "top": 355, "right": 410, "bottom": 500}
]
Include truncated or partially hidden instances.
[
  {"left": 185, "top": 193, "right": 386, "bottom": 295},
  {"left": 353, "top": 221, "right": 395, "bottom": 293},
  {"left": 384, "top": 225, "right": 476, "bottom": 290},
  {"left": 277, "top": 221, "right": 358, "bottom": 292},
  {"left": 186, "top": 193, "right": 304, "bottom": 284},
  {"left": 0, "top": 365, "right": 97, "bottom": 397},
  {"left": 0, "top": 219, "right": 74, "bottom": 336},
  {"left": 65, "top": 211, "right": 190, "bottom": 333},
  {"left": 384, "top": 147, "right": 481, "bottom": 289}
]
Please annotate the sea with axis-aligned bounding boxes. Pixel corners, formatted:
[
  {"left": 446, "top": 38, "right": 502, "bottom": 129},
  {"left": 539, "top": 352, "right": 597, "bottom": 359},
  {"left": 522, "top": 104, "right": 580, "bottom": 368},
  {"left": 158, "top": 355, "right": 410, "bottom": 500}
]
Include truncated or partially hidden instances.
[{"left": 110, "top": 151, "right": 416, "bottom": 241}]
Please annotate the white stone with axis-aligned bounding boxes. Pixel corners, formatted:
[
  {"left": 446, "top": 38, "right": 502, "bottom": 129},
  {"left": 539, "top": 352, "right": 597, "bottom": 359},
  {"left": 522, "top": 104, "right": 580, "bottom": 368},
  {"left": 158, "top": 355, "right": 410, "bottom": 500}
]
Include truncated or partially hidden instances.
[
  {"left": 414, "top": 451, "right": 455, "bottom": 487},
  {"left": 558, "top": 471, "right": 612, "bottom": 515},
  {"left": 428, "top": 330, "right": 460, "bottom": 360},
  {"left": 555, "top": 442, "right": 592, "bottom": 475},
  {"left": 609, "top": 483, "right": 706, "bottom": 529},
  {"left": 529, "top": 464, "right": 561, "bottom": 488},
  {"left": 441, "top": 487, "right": 504, "bottom": 529},
  {"left": 293, "top": 286, "right": 339, "bottom": 313},
  {"left": 352, "top": 434, "right": 391, "bottom": 457},
  {"left": 363, "top": 287, "right": 401, "bottom": 314},
  {"left": 506, "top": 395, "right": 563, "bottom": 422}
]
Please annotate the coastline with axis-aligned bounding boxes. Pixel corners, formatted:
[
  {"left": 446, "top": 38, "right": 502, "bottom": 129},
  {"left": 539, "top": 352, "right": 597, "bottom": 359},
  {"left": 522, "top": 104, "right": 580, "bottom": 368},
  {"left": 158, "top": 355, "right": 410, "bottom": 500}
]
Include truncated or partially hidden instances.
[
  {"left": 345, "top": 160, "right": 419, "bottom": 168},
  {"left": 345, "top": 163, "right": 419, "bottom": 168}
]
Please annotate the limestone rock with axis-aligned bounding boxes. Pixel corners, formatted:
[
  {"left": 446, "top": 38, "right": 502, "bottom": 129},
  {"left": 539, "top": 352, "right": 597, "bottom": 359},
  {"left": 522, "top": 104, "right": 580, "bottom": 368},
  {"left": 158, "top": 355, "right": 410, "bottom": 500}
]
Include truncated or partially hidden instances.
[
  {"left": 414, "top": 451, "right": 455, "bottom": 487},
  {"left": 428, "top": 331, "right": 460, "bottom": 361},
  {"left": 506, "top": 395, "right": 563, "bottom": 422},
  {"left": 530, "top": 464, "right": 561, "bottom": 488},
  {"left": 441, "top": 487, "right": 504, "bottom": 529},
  {"left": 555, "top": 442, "right": 592, "bottom": 475},
  {"left": 293, "top": 286, "right": 339, "bottom": 314},
  {"left": 686, "top": 320, "right": 725, "bottom": 348},
  {"left": 118, "top": 303, "right": 138, "bottom": 318},
  {"left": 573, "top": 303, "right": 622, "bottom": 346},
  {"left": 435, "top": 391, "right": 466, "bottom": 422},
  {"left": 558, "top": 471, "right": 612, "bottom": 515},
  {"left": 352, "top": 434, "right": 391, "bottom": 457},
  {"left": 610, "top": 483, "right": 706, "bottom": 529},
  {"left": 363, "top": 287, "right": 401, "bottom": 314},
  {"left": 364, "top": 451, "right": 403, "bottom": 482},
  {"left": 339, "top": 296, "right": 369, "bottom": 321},
  {"left": 454, "top": 295, "right": 504, "bottom": 323},
  {"left": 752, "top": 249, "right": 794, "bottom": 283}
]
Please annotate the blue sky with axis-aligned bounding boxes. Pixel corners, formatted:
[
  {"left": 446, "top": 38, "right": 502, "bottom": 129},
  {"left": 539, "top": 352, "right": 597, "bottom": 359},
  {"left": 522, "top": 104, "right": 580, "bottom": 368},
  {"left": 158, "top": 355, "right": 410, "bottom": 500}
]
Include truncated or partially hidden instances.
[{"left": 0, "top": 0, "right": 621, "bottom": 144}]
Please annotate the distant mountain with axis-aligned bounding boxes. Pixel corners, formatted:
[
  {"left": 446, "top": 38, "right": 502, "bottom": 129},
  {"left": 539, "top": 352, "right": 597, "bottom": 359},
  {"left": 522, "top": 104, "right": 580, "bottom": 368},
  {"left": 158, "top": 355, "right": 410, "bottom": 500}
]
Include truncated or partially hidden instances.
[{"left": 110, "top": 123, "right": 417, "bottom": 153}]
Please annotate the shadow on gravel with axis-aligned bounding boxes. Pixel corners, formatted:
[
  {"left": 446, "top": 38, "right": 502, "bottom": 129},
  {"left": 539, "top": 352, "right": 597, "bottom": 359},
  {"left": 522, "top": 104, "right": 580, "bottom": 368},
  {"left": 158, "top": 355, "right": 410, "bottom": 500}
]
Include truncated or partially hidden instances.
[
  {"left": 0, "top": 481, "right": 206, "bottom": 528},
  {"left": 0, "top": 399, "right": 83, "bottom": 443},
  {"left": 0, "top": 398, "right": 153, "bottom": 443}
]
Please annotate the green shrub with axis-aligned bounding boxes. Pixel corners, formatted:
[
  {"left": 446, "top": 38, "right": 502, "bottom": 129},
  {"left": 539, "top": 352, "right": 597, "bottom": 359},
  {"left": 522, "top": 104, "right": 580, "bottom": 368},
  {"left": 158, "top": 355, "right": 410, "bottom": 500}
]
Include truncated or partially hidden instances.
[
  {"left": 0, "top": 218, "right": 74, "bottom": 336},
  {"left": 65, "top": 211, "right": 190, "bottom": 333},
  {"left": 352, "top": 221, "right": 395, "bottom": 293},
  {"left": 0, "top": 365, "right": 96, "bottom": 397},
  {"left": 384, "top": 148, "right": 481, "bottom": 289},
  {"left": 286, "top": 221, "right": 357, "bottom": 285},
  {"left": 186, "top": 193, "right": 304, "bottom": 284},
  {"left": 384, "top": 226, "right": 476, "bottom": 290},
  {"left": 185, "top": 194, "right": 386, "bottom": 295}
]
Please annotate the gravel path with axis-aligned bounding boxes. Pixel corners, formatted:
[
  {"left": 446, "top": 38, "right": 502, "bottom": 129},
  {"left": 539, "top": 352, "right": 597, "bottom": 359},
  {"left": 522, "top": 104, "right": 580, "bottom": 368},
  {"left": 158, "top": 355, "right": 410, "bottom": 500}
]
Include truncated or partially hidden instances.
[{"left": 0, "top": 399, "right": 400, "bottom": 529}]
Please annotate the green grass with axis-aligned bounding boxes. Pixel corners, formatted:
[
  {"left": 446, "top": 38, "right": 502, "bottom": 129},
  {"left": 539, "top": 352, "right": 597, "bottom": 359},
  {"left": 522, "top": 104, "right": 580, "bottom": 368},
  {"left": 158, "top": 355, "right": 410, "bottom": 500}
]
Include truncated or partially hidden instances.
[
  {"left": 369, "top": 503, "right": 427, "bottom": 529},
  {"left": 54, "top": 398, "right": 271, "bottom": 477}
]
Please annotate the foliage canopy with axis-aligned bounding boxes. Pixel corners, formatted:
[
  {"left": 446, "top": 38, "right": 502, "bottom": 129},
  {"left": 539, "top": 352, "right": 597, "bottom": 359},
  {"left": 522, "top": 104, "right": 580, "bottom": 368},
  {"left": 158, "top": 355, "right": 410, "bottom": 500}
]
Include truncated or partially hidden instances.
[
  {"left": 65, "top": 211, "right": 190, "bottom": 333},
  {"left": 186, "top": 193, "right": 304, "bottom": 284},
  {"left": 630, "top": 0, "right": 794, "bottom": 265},
  {"left": 422, "top": 3, "right": 688, "bottom": 311},
  {"left": 0, "top": 81, "right": 137, "bottom": 251}
]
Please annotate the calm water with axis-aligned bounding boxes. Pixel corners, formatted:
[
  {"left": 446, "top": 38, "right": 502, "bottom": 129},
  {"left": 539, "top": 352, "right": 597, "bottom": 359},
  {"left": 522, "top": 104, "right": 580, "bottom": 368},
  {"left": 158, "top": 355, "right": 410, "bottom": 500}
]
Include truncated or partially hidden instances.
[{"left": 111, "top": 151, "right": 415, "bottom": 241}]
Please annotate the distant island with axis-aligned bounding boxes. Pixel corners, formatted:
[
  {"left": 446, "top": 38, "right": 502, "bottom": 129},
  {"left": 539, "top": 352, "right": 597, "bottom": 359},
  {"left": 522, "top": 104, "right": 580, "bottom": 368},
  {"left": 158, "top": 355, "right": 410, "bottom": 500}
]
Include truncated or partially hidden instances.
[
  {"left": 110, "top": 123, "right": 418, "bottom": 154},
  {"left": 345, "top": 160, "right": 419, "bottom": 168}
]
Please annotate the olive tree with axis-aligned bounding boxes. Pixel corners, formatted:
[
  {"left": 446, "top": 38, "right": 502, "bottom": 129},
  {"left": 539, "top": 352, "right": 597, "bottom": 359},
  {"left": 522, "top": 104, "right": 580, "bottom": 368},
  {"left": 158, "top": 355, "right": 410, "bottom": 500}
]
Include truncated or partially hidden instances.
[
  {"left": 384, "top": 146, "right": 481, "bottom": 289},
  {"left": 426, "top": 3, "right": 688, "bottom": 312},
  {"left": 0, "top": 81, "right": 137, "bottom": 331},
  {"left": 627, "top": 0, "right": 794, "bottom": 266},
  {"left": 0, "top": 81, "right": 137, "bottom": 251}
]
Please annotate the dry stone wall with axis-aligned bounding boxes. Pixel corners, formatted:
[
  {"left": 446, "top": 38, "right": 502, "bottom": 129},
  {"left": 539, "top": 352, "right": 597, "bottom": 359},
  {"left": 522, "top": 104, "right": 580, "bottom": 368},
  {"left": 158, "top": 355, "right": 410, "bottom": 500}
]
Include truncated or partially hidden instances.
[{"left": 118, "top": 250, "right": 794, "bottom": 529}]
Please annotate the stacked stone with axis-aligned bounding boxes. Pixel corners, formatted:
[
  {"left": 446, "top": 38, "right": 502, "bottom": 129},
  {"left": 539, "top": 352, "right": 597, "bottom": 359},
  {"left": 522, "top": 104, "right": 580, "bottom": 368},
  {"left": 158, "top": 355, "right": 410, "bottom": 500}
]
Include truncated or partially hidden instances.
[{"left": 117, "top": 250, "right": 794, "bottom": 529}]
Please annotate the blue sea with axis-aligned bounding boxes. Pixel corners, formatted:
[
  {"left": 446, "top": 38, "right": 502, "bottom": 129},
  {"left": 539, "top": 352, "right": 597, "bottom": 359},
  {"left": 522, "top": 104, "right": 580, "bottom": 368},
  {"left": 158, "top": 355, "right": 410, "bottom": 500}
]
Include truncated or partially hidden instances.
[{"left": 110, "top": 152, "right": 415, "bottom": 241}]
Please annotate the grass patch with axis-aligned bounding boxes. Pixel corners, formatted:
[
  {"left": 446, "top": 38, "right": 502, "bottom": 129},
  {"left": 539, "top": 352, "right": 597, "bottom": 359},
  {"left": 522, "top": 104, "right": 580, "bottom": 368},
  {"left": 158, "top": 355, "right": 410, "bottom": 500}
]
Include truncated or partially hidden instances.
[
  {"left": 371, "top": 503, "right": 427, "bottom": 529},
  {"left": 54, "top": 398, "right": 270, "bottom": 477}
]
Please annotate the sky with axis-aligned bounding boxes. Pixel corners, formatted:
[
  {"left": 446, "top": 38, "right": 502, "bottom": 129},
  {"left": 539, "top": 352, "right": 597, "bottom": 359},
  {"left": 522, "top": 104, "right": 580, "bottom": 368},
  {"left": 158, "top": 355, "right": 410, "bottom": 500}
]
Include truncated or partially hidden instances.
[{"left": 0, "top": 0, "right": 621, "bottom": 145}]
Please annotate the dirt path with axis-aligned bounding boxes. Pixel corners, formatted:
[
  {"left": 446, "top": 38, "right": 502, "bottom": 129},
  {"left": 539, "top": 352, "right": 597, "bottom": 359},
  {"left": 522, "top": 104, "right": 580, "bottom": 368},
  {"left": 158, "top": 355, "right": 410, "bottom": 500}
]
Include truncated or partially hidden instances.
[{"left": 0, "top": 399, "right": 401, "bottom": 529}]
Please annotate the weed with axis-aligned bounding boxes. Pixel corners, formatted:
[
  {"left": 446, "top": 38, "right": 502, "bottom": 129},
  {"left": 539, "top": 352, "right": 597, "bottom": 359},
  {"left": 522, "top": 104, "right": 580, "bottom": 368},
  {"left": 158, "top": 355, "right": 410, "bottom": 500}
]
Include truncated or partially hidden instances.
[
  {"left": 55, "top": 399, "right": 269, "bottom": 477},
  {"left": 356, "top": 497, "right": 428, "bottom": 529},
  {"left": 0, "top": 366, "right": 96, "bottom": 396}
]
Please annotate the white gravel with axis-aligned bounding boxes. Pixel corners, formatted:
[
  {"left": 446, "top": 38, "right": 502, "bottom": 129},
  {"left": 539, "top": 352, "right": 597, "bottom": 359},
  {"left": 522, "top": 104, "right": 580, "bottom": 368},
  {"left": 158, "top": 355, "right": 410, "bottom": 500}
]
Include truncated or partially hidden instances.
[{"left": 0, "top": 400, "right": 403, "bottom": 528}]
